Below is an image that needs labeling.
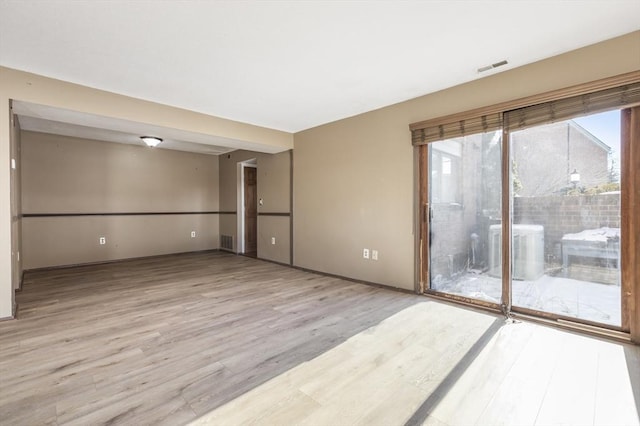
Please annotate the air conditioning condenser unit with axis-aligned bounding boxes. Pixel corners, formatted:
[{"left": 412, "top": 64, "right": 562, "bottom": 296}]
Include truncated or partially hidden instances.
[{"left": 488, "top": 224, "right": 544, "bottom": 281}]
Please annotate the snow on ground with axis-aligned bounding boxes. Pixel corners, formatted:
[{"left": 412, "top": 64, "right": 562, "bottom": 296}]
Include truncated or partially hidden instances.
[{"left": 434, "top": 273, "right": 621, "bottom": 326}]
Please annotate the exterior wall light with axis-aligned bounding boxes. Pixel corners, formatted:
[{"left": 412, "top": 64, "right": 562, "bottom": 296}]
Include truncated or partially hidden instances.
[{"left": 570, "top": 168, "right": 580, "bottom": 188}]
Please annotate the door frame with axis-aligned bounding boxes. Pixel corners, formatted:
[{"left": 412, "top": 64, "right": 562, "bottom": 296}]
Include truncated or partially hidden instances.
[{"left": 236, "top": 159, "right": 257, "bottom": 254}]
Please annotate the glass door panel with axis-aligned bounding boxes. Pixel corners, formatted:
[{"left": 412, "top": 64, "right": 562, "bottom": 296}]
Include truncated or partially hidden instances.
[
  {"left": 510, "top": 110, "right": 622, "bottom": 326},
  {"left": 429, "top": 130, "right": 502, "bottom": 303}
]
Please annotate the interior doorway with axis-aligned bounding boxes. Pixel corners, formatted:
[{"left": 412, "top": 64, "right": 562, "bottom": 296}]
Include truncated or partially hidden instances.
[
  {"left": 243, "top": 166, "right": 257, "bottom": 257},
  {"left": 237, "top": 160, "right": 257, "bottom": 257}
]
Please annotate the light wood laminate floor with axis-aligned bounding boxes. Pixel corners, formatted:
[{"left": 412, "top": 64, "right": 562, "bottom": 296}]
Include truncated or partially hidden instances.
[{"left": 1, "top": 252, "right": 638, "bottom": 426}]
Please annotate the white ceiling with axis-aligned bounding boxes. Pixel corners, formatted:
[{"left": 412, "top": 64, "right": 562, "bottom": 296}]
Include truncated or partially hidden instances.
[{"left": 1, "top": 1, "right": 639, "bottom": 152}]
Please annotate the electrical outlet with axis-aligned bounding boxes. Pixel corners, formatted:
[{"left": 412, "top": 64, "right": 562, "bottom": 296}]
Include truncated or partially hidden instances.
[
  {"left": 363, "top": 248, "right": 370, "bottom": 259},
  {"left": 271, "top": 237, "right": 276, "bottom": 245},
  {"left": 191, "top": 231, "right": 196, "bottom": 238},
  {"left": 372, "top": 250, "right": 378, "bottom": 260},
  {"left": 99, "top": 237, "right": 106, "bottom": 245}
]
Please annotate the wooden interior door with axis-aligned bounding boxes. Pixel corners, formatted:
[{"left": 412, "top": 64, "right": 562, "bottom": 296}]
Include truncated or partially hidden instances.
[{"left": 244, "top": 167, "right": 257, "bottom": 255}]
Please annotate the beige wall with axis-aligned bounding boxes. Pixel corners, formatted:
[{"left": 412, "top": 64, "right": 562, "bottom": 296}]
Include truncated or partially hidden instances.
[
  {"left": 218, "top": 149, "right": 292, "bottom": 263},
  {"left": 22, "top": 132, "right": 219, "bottom": 213},
  {"left": 257, "top": 150, "right": 292, "bottom": 264},
  {"left": 293, "top": 31, "right": 640, "bottom": 291},
  {"left": 21, "top": 131, "right": 220, "bottom": 269},
  {"left": 294, "top": 116, "right": 414, "bottom": 289},
  {"left": 22, "top": 215, "right": 219, "bottom": 269},
  {"left": 257, "top": 216, "right": 291, "bottom": 264},
  {"left": 258, "top": 150, "right": 291, "bottom": 213}
]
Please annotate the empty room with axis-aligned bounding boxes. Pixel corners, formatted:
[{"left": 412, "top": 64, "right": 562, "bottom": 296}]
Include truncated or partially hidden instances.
[{"left": 0, "top": 1, "right": 639, "bottom": 425}]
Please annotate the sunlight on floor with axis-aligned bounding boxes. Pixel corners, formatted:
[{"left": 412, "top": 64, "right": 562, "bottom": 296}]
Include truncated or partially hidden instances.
[{"left": 187, "top": 301, "right": 639, "bottom": 426}]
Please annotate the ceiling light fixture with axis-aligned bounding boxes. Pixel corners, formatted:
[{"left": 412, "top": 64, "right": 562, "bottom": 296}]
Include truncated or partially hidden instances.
[
  {"left": 477, "top": 60, "right": 508, "bottom": 73},
  {"left": 140, "top": 136, "right": 163, "bottom": 147}
]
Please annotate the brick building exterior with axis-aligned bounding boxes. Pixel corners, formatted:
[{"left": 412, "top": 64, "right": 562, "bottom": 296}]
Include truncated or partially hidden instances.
[{"left": 511, "top": 121, "right": 611, "bottom": 196}]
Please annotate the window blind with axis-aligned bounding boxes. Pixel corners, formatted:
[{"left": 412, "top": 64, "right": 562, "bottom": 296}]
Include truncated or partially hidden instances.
[
  {"left": 411, "top": 112, "right": 502, "bottom": 146},
  {"left": 505, "top": 81, "right": 640, "bottom": 131}
]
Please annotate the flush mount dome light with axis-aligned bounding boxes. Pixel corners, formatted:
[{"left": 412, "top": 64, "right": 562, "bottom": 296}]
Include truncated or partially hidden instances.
[{"left": 140, "top": 136, "right": 163, "bottom": 147}]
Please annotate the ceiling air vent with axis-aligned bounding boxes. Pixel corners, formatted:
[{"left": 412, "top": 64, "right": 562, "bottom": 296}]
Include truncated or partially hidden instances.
[{"left": 477, "top": 60, "right": 508, "bottom": 73}]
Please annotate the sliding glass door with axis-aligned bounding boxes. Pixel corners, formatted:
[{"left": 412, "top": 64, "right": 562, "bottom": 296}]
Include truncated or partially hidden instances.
[
  {"left": 415, "top": 78, "right": 639, "bottom": 332},
  {"left": 428, "top": 130, "right": 502, "bottom": 305},
  {"left": 509, "top": 111, "right": 622, "bottom": 326}
]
